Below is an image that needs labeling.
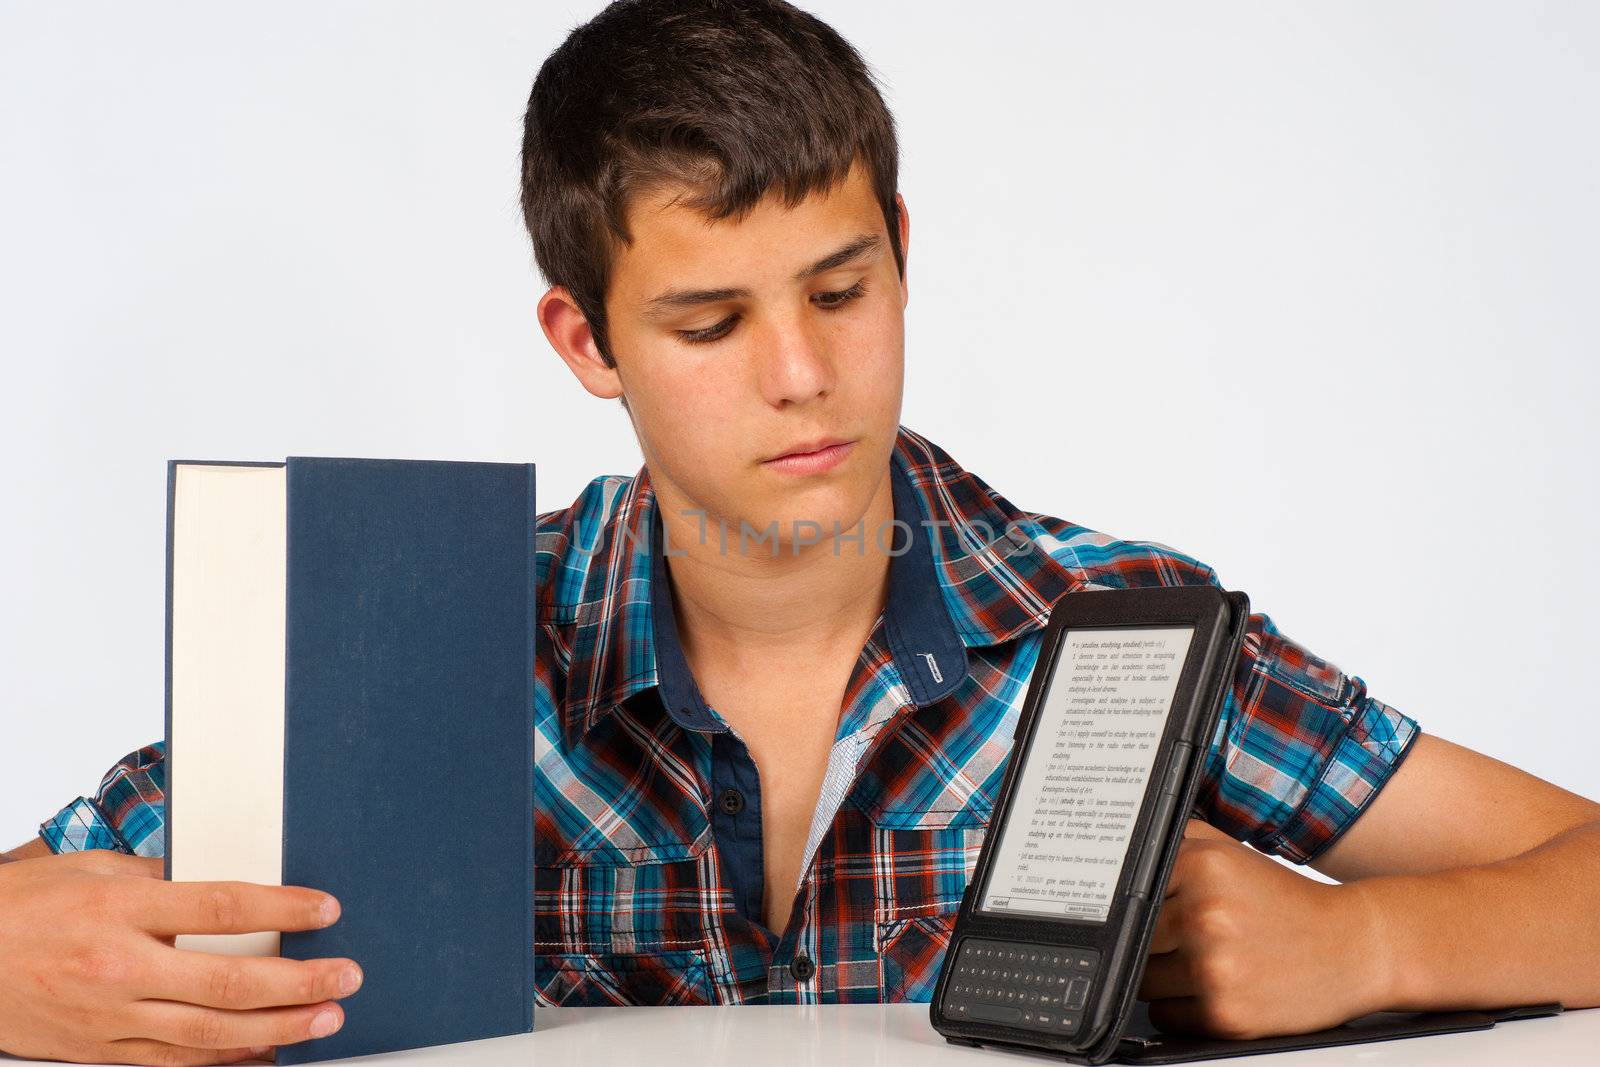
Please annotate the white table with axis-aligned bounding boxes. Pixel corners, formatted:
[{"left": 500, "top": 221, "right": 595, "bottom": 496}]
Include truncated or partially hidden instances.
[{"left": 6, "top": 1004, "right": 1595, "bottom": 1065}]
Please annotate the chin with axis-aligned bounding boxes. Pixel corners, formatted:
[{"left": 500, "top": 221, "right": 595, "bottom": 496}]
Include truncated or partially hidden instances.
[{"left": 744, "top": 483, "right": 874, "bottom": 552}]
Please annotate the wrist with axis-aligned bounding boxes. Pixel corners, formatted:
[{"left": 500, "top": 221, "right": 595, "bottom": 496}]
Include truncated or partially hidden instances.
[{"left": 1338, "top": 876, "right": 1413, "bottom": 1014}]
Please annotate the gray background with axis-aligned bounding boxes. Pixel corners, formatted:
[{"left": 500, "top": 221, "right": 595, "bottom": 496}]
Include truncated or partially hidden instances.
[{"left": 3, "top": 1, "right": 1596, "bottom": 851}]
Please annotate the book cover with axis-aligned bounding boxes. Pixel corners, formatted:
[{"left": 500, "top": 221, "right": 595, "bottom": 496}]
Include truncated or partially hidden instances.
[{"left": 164, "top": 456, "right": 536, "bottom": 1063}]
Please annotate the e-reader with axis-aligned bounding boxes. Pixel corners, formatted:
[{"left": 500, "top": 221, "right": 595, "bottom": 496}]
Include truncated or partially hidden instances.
[
  {"left": 928, "top": 583, "right": 1563, "bottom": 1064},
  {"left": 929, "top": 583, "right": 1248, "bottom": 1063}
]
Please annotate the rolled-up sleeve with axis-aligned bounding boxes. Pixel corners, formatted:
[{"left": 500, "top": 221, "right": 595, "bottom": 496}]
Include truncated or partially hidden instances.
[
  {"left": 1193, "top": 603, "right": 1420, "bottom": 865},
  {"left": 39, "top": 741, "right": 167, "bottom": 858}
]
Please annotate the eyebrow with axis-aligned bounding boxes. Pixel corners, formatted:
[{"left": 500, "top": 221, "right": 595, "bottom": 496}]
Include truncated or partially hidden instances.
[{"left": 642, "top": 232, "right": 882, "bottom": 315}]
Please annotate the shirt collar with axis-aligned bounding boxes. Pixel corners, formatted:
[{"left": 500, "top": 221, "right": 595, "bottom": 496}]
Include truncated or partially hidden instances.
[{"left": 559, "top": 424, "right": 1077, "bottom": 746}]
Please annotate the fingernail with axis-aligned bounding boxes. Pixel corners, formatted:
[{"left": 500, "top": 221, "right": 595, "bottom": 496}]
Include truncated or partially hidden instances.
[
  {"left": 249, "top": 1048, "right": 272, "bottom": 1060},
  {"left": 339, "top": 964, "right": 363, "bottom": 995},
  {"left": 319, "top": 897, "right": 340, "bottom": 925},
  {"left": 309, "top": 1010, "right": 341, "bottom": 1038}
]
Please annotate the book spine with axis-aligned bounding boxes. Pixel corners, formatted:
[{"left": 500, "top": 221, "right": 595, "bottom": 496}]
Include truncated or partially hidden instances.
[{"left": 163, "top": 460, "right": 176, "bottom": 883}]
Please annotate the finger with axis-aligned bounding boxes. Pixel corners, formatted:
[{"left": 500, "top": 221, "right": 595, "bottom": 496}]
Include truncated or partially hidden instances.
[
  {"left": 1182, "top": 818, "right": 1241, "bottom": 844},
  {"left": 137, "top": 880, "right": 340, "bottom": 937},
  {"left": 57, "top": 850, "right": 165, "bottom": 880},
  {"left": 1147, "top": 897, "right": 1181, "bottom": 953},
  {"left": 129, "top": 998, "right": 345, "bottom": 1053},
  {"left": 1143, "top": 996, "right": 1211, "bottom": 1037},
  {"left": 1162, "top": 833, "right": 1231, "bottom": 901},
  {"left": 148, "top": 943, "right": 363, "bottom": 1010},
  {"left": 1136, "top": 950, "right": 1192, "bottom": 1001},
  {"left": 1162, "top": 837, "right": 1197, "bottom": 900},
  {"left": 126, "top": 855, "right": 167, "bottom": 879},
  {"left": 102, "top": 1038, "right": 271, "bottom": 1066}
]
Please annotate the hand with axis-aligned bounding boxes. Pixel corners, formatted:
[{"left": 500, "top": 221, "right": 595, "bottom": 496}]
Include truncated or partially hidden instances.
[
  {"left": 0, "top": 849, "right": 363, "bottom": 1065},
  {"left": 1136, "top": 818, "right": 1390, "bottom": 1040}
]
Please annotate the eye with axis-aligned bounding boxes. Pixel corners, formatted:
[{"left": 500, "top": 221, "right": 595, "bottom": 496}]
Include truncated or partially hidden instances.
[
  {"left": 814, "top": 279, "right": 867, "bottom": 310},
  {"left": 677, "top": 315, "right": 738, "bottom": 345},
  {"left": 673, "top": 280, "right": 868, "bottom": 346}
]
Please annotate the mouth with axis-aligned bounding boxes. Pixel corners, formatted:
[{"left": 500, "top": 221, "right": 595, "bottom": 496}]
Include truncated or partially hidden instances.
[
  {"left": 761, "top": 437, "right": 857, "bottom": 474},
  {"left": 765, "top": 436, "right": 852, "bottom": 462}
]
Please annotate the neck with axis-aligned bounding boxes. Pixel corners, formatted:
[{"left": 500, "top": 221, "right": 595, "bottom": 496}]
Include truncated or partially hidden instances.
[{"left": 651, "top": 466, "right": 896, "bottom": 680}]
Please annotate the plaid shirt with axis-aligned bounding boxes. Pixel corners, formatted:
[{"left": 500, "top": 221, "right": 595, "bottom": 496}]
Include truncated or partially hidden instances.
[{"left": 40, "top": 423, "right": 1420, "bottom": 1006}]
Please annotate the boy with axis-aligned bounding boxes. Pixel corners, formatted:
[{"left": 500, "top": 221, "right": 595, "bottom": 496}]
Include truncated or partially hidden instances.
[{"left": 4, "top": 2, "right": 1598, "bottom": 1064}]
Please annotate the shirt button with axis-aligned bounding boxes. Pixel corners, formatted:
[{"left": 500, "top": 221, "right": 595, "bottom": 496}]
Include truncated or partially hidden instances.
[
  {"left": 718, "top": 788, "right": 745, "bottom": 816},
  {"left": 790, "top": 954, "right": 816, "bottom": 983}
]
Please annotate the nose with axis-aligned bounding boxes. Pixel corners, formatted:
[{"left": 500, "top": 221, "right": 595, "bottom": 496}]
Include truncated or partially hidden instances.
[{"left": 755, "top": 308, "right": 835, "bottom": 408}]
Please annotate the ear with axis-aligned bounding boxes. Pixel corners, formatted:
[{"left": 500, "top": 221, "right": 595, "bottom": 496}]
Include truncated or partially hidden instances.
[
  {"left": 537, "top": 285, "right": 626, "bottom": 402},
  {"left": 894, "top": 192, "right": 910, "bottom": 310}
]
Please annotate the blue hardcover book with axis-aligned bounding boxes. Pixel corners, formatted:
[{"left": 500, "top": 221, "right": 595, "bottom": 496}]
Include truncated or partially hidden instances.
[{"left": 163, "top": 456, "right": 536, "bottom": 1063}]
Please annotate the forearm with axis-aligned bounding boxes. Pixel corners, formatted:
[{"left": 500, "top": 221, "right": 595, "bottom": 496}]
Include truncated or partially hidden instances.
[{"left": 1350, "top": 818, "right": 1600, "bottom": 1011}]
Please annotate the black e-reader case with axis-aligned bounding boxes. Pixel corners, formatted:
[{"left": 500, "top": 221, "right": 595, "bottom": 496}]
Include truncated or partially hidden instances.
[{"left": 928, "top": 584, "right": 1563, "bottom": 1063}]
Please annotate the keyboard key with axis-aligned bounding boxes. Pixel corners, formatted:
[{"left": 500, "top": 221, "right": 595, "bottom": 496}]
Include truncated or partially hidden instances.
[{"left": 971, "top": 1004, "right": 1022, "bottom": 1024}]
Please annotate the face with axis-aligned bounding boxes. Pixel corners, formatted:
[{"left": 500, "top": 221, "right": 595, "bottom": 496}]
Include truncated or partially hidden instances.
[{"left": 539, "top": 157, "right": 910, "bottom": 557}]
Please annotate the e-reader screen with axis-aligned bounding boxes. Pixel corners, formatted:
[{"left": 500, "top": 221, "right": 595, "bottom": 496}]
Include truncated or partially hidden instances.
[{"left": 978, "top": 626, "right": 1196, "bottom": 922}]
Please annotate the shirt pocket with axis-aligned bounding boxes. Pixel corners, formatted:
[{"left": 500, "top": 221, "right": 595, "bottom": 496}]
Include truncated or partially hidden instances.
[
  {"left": 849, "top": 773, "right": 991, "bottom": 1003},
  {"left": 534, "top": 732, "right": 731, "bottom": 1010},
  {"left": 533, "top": 831, "right": 722, "bottom": 1006},
  {"left": 536, "top": 948, "right": 714, "bottom": 1007}
]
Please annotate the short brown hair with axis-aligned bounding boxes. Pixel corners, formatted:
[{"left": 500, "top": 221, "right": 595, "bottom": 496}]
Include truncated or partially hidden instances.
[{"left": 519, "top": 0, "right": 903, "bottom": 370}]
